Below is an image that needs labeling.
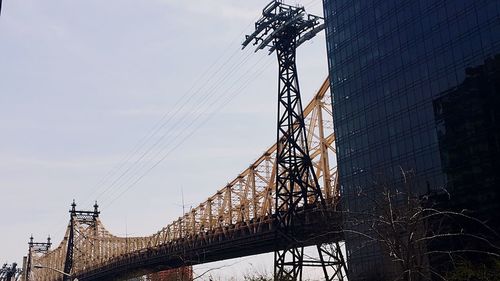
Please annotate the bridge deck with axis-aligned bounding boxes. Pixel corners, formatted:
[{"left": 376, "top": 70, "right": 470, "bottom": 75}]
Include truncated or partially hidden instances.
[{"left": 77, "top": 207, "right": 343, "bottom": 281}]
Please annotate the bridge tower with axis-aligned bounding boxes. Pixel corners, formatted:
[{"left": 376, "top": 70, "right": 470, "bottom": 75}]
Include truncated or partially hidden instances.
[
  {"left": 63, "top": 200, "right": 100, "bottom": 281},
  {"left": 25, "top": 235, "right": 51, "bottom": 281},
  {"left": 243, "top": 1, "right": 346, "bottom": 280}
]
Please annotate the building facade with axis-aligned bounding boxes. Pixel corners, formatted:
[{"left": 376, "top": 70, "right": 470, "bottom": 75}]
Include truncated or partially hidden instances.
[{"left": 323, "top": 0, "right": 500, "bottom": 279}]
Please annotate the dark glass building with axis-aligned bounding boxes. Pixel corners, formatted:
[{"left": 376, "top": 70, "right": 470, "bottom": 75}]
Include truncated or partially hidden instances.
[{"left": 323, "top": 0, "right": 500, "bottom": 279}]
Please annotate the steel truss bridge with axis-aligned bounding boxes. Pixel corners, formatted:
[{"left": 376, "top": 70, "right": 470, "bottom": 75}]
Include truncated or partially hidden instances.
[
  {"left": 26, "top": 79, "right": 344, "bottom": 281},
  {"left": 26, "top": 2, "right": 347, "bottom": 280}
]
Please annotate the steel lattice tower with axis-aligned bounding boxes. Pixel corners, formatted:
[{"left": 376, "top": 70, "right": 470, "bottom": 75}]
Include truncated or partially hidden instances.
[
  {"left": 63, "top": 201, "right": 100, "bottom": 281},
  {"left": 243, "top": 1, "right": 346, "bottom": 280},
  {"left": 26, "top": 235, "right": 52, "bottom": 281}
]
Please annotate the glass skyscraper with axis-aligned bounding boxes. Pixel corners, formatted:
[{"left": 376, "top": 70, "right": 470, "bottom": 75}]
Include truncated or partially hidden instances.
[{"left": 323, "top": 0, "right": 500, "bottom": 279}]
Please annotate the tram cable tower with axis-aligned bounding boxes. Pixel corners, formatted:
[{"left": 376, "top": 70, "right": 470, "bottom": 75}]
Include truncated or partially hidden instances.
[{"left": 243, "top": 1, "right": 347, "bottom": 280}]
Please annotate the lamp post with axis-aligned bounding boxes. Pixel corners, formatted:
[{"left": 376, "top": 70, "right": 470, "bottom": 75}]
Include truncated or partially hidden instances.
[{"left": 33, "top": 265, "right": 78, "bottom": 281}]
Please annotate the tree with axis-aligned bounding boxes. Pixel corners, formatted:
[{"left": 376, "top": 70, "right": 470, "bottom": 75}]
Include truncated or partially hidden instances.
[
  {"left": 243, "top": 273, "right": 273, "bottom": 281},
  {"left": 445, "top": 257, "right": 500, "bottom": 281},
  {"left": 343, "top": 168, "right": 500, "bottom": 281}
]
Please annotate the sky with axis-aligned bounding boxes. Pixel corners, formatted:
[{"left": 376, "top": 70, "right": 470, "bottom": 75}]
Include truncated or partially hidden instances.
[{"left": 0, "top": 0, "right": 328, "bottom": 279}]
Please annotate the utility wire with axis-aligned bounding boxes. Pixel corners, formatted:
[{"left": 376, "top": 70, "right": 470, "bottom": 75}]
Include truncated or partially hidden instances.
[
  {"left": 95, "top": 51, "right": 256, "bottom": 206},
  {"left": 80, "top": 19, "right": 257, "bottom": 209},
  {"left": 100, "top": 54, "right": 269, "bottom": 207},
  {"left": 99, "top": 53, "right": 265, "bottom": 206},
  {"left": 40, "top": 7, "right": 265, "bottom": 245},
  {"left": 80, "top": 34, "right": 251, "bottom": 208},
  {"left": 43, "top": 53, "right": 250, "bottom": 246},
  {"left": 102, "top": 57, "right": 272, "bottom": 210}
]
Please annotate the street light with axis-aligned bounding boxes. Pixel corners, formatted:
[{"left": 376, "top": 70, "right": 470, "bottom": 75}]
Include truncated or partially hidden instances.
[{"left": 33, "top": 264, "right": 79, "bottom": 281}]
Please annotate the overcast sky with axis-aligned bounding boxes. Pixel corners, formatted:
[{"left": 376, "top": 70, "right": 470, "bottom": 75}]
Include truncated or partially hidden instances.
[{"left": 0, "top": 0, "right": 327, "bottom": 279}]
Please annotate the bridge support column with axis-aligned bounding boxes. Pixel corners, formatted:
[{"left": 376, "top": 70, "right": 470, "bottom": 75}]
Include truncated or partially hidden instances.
[
  {"left": 275, "top": 242, "right": 347, "bottom": 281},
  {"left": 63, "top": 201, "right": 76, "bottom": 281},
  {"left": 275, "top": 246, "right": 304, "bottom": 280},
  {"left": 315, "top": 243, "right": 348, "bottom": 281}
]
